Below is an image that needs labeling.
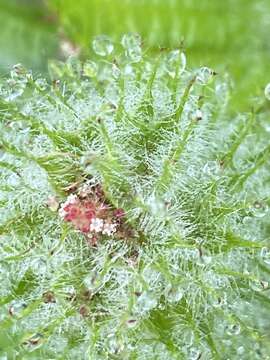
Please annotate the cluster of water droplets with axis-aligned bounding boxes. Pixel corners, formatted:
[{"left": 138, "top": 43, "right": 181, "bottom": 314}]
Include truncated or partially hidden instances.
[
  {"left": 0, "top": 63, "right": 32, "bottom": 102},
  {"left": 0, "top": 32, "right": 221, "bottom": 121},
  {"left": 91, "top": 33, "right": 142, "bottom": 80},
  {"left": 91, "top": 32, "right": 186, "bottom": 87}
]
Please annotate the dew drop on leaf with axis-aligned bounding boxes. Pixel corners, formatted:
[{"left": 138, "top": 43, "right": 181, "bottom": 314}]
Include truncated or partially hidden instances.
[
  {"left": 197, "top": 67, "right": 215, "bottom": 85},
  {"left": 83, "top": 60, "right": 98, "bottom": 77},
  {"left": 126, "top": 318, "right": 138, "bottom": 328},
  {"left": 137, "top": 292, "right": 157, "bottom": 312},
  {"left": 249, "top": 279, "right": 268, "bottom": 291},
  {"left": 9, "top": 300, "right": 27, "bottom": 316},
  {"left": 165, "top": 50, "right": 186, "bottom": 78},
  {"left": 250, "top": 201, "right": 268, "bottom": 218},
  {"left": 124, "top": 64, "right": 136, "bottom": 78},
  {"left": 226, "top": 323, "right": 241, "bottom": 336},
  {"left": 261, "top": 280, "right": 269, "bottom": 289},
  {"left": 92, "top": 35, "right": 114, "bottom": 57},
  {"left": 260, "top": 247, "right": 270, "bottom": 265},
  {"left": 121, "top": 33, "right": 142, "bottom": 63},
  {"left": 98, "top": 61, "right": 121, "bottom": 82},
  {"left": 264, "top": 83, "right": 270, "bottom": 100},
  {"left": 107, "top": 335, "right": 123, "bottom": 355},
  {"left": 237, "top": 346, "right": 245, "bottom": 355},
  {"left": 66, "top": 56, "right": 82, "bottom": 77},
  {"left": 165, "top": 285, "right": 184, "bottom": 303}
]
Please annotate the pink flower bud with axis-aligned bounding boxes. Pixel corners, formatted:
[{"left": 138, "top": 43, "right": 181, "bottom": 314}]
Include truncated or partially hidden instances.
[{"left": 113, "top": 208, "right": 125, "bottom": 218}]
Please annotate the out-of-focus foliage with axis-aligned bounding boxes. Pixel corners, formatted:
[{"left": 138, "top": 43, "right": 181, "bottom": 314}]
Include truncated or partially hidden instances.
[
  {"left": 0, "top": 0, "right": 58, "bottom": 74},
  {"left": 49, "top": 0, "right": 270, "bottom": 109}
]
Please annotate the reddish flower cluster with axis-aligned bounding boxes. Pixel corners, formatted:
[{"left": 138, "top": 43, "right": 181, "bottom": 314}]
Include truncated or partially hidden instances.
[
  {"left": 57, "top": 183, "right": 126, "bottom": 245},
  {"left": 59, "top": 194, "right": 108, "bottom": 233}
]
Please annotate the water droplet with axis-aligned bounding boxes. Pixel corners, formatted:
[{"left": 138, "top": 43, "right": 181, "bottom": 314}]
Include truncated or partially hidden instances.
[
  {"left": 264, "top": 83, "right": 270, "bottom": 100},
  {"left": 226, "top": 323, "right": 241, "bottom": 336},
  {"left": 106, "top": 334, "right": 123, "bottom": 355},
  {"left": 260, "top": 247, "right": 270, "bottom": 265},
  {"left": 83, "top": 272, "right": 101, "bottom": 290},
  {"left": 92, "top": 35, "right": 114, "bottom": 57},
  {"left": 9, "top": 301, "right": 27, "bottom": 316},
  {"left": 165, "top": 50, "right": 186, "bottom": 78},
  {"left": 237, "top": 346, "right": 245, "bottom": 355},
  {"left": 261, "top": 117, "right": 270, "bottom": 132},
  {"left": 197, "top": 67, "right": 215, "bottom": 85},
  {"left": 83, "top": 60, "right": 98, "bottom": 77},
  {"left": 23, "top": 333, "right": 44, "bottom": 348},
  {"left": 66, "top": 56, "right": 82, "bottom": 77},
  {"left": 147, "top": 195, "right": 166, "bottom": 217},
  {"left": 97, "top": 61, "right": 121, "bottom": 82},
  {"left": 124, "top": 64, "right": 136, "bottom": 78},
  {"left": 181, "top": 329, "right": 195, "bottom": 347},
  {"left": 192, "top": 109, "right": 203, "bottom": 120},
  {"left": 121, "top": 33, "right": 142, "bottom": 63},
  {"left": 249, "top": 279, "right": 268, "bottom": 291},
  {"left": 261, "top": 280, "right": 269, "bottom": 289},
  {"left": 126, "top": 318, "right": 137, "bottom": 328},
  {"left": 250, "top": 201, "right": 268, "bottom": 218},
  {"left": 137, "top": 292, "right": 157, "bottom": 312},
  {"left": 165, "top": 285, "right": 184, "bottom": 303}
]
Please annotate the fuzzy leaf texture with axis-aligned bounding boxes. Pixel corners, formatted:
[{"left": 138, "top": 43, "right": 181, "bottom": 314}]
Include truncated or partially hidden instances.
[{"left": 0, "top": 34, "right": 270, "bottom": 359}]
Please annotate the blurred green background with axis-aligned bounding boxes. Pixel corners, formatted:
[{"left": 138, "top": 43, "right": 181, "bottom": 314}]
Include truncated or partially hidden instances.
[
  {"left": 0, "top": 0, "right": 57, "bottom": 73},
  {"left": 0, "top": 0, "right": 269, "bottom": 109}
]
